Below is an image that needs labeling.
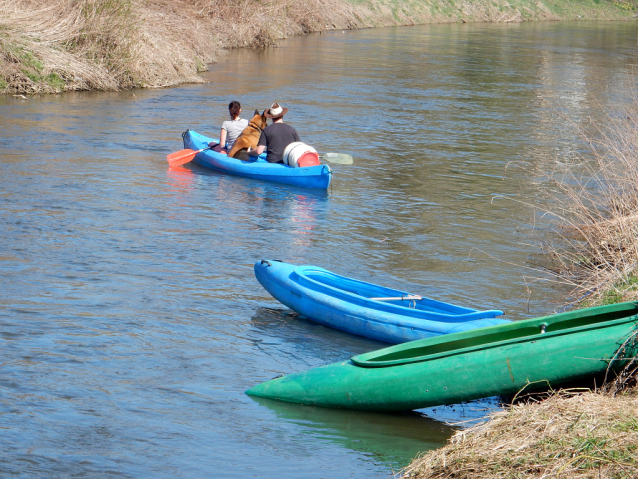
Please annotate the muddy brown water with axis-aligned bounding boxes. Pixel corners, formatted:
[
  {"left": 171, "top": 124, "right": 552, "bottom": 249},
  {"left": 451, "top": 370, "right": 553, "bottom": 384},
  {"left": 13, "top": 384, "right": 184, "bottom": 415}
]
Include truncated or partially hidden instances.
[{"left": 1, "top": 20, "right": 636, "bottom": 478}]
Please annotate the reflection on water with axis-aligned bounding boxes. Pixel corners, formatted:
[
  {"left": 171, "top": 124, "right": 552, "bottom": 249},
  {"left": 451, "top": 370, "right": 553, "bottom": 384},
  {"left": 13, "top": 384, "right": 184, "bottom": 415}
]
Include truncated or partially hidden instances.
[
  {"left": 248, "top": 306, "right": 503, "bottom": 469},
  {"left": 250, "top": 396, "right": 455, "bottom": 468},
  {"left": 249, "top": 306, "right": 386, "bottom": 365},
  {"left": 1, "top": 20, "right": 637, "bottom": 479}
]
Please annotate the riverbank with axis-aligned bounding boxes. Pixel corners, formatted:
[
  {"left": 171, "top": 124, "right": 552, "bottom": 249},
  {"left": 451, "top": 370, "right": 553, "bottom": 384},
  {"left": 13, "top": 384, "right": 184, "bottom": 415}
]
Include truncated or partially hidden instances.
[
  {"left": 401, "top": 385, "right": 638, "bottom": 478},
  {"left": 401, "top": 341, "right": 638, "bottom": 478},
  {"left": 400, "top": 333, "right": 638, "bottom": 478},
  {"left": 1, "top": 0, "right": 636, "bottom": 94}
]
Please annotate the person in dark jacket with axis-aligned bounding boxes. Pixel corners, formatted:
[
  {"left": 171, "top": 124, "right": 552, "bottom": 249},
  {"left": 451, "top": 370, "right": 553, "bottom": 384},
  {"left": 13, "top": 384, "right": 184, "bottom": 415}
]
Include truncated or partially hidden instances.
[{"left": 249, "top": 103, "right": 300, "bottom": 163}]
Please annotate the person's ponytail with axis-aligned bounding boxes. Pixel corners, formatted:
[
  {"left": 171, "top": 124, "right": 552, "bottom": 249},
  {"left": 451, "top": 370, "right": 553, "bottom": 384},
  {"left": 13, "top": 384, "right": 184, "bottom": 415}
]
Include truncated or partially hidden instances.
[{"left": 228, "top": 101, "right": 241, "bottom": 120}]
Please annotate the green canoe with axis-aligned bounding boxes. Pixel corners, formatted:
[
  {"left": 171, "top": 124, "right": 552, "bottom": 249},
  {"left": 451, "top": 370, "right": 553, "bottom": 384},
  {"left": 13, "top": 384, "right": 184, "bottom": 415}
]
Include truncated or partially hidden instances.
[{"left": 246, "top": 302, "right": 638, "bottom": 412}]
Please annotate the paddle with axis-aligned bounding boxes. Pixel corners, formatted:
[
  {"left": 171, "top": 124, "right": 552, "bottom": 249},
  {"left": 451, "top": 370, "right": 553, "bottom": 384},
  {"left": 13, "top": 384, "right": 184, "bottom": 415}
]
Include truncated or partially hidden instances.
[
  {"left": 319, "top": 152, "right": 353, "bottom": 165},
  {"left": 370, "top": 295, "right": 422, "bottom": 301},
  {"left": 167, "top": 146, "right": 211, "bottom": 168}
]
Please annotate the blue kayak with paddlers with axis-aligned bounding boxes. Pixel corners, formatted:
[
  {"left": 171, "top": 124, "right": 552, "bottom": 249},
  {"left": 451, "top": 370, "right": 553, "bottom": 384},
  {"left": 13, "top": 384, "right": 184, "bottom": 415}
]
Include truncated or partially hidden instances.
[{"left": 180, "top": 130, "right": 333, "bottom": 189}]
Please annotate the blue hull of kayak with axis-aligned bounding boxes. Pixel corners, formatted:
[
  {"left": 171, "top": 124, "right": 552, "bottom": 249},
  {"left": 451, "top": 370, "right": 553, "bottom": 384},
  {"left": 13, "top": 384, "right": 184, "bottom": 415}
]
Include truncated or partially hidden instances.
[
  {"left": 254, "top": 260, "right": 508, "bottom": 344},
  {"left": 182, "top": 130, "right": 332, "bottom": 189}
]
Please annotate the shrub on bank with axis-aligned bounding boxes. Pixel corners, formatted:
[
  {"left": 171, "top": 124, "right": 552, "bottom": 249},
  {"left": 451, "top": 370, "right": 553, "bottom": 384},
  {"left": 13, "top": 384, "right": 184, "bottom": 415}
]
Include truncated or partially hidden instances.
[{"left": 512, "top": 87, "right": 638, "bottom": 307}]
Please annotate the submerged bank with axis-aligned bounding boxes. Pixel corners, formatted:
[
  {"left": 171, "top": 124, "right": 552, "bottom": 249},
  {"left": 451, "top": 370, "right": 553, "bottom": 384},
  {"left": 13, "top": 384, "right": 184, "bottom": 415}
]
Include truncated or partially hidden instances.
[{"left": 0, "top": 0, "right": 636, "bottom": 94}]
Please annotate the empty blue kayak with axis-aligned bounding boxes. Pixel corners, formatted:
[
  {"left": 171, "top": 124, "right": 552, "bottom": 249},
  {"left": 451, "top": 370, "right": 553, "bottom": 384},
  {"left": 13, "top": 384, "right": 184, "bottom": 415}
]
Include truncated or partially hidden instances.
[
  {"left": 254, "top": 260, "right": 508, "bottom": 344},
  {"left": 182, "top": 130, "right": 332, "bottom": 189}
]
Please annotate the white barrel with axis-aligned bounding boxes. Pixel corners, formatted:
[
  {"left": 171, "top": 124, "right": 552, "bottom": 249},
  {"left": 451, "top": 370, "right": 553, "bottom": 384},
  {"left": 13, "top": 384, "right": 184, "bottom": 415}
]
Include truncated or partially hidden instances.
[{"left": 283, "top": 142, "right": 317, "bottom": 167}]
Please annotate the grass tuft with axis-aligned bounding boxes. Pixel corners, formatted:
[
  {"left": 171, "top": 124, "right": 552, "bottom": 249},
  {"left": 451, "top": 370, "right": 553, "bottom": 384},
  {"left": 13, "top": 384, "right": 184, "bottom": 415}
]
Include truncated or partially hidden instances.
[{"left": 400, "top": 384, "right": 638, "bottom": 478}]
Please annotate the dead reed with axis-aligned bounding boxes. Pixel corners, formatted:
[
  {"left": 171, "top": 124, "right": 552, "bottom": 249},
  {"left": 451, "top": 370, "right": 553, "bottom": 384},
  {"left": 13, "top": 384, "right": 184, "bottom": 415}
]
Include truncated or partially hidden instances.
[
  {"left": 400, "top": 388, "right": 638, "bottom": 478},
  {"left": 1, "top": 0, "right": 133, "bottom": 92},
  {"left": 187, "top": 0, "right": 364, "bottom": 49},
  {"left": 400, "top": 80, "right": 638, "bottom": 479},
  {"left": 508, "top": 98, "right": 638, "bottom": 307}
]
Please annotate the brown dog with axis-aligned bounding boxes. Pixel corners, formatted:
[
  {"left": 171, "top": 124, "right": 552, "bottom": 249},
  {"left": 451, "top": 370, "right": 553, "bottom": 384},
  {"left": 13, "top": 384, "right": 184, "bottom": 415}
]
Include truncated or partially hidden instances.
[{"left": 227, "top": 109, "right": 268, "bottom": 160}]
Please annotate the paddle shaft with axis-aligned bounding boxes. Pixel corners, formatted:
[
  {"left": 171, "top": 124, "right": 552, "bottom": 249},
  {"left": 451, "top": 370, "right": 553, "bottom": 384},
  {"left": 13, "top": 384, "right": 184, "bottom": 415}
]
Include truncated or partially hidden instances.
[{"left": 371, "top": 295, "right": 422, "bottom": 301}]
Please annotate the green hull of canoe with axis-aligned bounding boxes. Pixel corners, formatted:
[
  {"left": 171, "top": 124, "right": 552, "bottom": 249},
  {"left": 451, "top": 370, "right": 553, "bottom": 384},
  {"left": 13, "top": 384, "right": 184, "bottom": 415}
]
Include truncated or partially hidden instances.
[{"left": 246, "top": 302, "right": 638, "bottom": 412}]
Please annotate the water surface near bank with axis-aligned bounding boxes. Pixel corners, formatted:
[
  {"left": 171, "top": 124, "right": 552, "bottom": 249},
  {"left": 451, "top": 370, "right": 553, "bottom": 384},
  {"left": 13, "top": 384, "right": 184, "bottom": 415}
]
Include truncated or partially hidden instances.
[{"left": 1, "top": 21, "right": 637, "bottom": 478}]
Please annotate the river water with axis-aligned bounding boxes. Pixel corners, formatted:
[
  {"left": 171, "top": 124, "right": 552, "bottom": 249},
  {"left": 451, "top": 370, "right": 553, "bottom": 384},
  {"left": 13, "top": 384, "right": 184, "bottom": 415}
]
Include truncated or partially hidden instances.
[{"left": 1, "top": 20, "right": 636, "bottom": 479}]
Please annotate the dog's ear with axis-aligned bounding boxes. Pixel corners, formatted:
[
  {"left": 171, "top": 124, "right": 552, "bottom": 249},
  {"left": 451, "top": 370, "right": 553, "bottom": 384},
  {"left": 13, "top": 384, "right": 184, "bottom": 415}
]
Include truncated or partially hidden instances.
[{"left": 254, "top": 109, "right": 259, "bottom": 115}]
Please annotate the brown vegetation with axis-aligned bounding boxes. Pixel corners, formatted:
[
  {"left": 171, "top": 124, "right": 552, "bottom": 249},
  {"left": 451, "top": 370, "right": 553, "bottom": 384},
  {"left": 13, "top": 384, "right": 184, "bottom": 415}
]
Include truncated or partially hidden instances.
[
  {"left": 1, "top": 0, "right": 635, "bottom": 94},
  {"left": 502, "top": 96, "right": 638, "bottom": 307},
  {"left": 401, "top": 348, "right": 638, "bottom": 479},
  {"left": 187, "top": 0, "right": 363, "bottom": 49},
  {"left": 0, "top": 0, "right": 218, "bottom": 93},
  {"left": 0, "top": 0, "right": 366, "bottom": 94},
  {"left": 401, "top": 390, "right": 638, "bottom": 478}
]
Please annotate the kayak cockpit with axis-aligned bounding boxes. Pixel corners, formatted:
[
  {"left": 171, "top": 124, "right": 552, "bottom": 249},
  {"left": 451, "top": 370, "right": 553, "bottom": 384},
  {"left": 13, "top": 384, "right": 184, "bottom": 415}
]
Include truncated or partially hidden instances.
[
  {"left": 299, "top": 268, "right": 503, "bottom": 318},
  {"left": 352, "top": 301, "right": 638, "bottom": 368}
]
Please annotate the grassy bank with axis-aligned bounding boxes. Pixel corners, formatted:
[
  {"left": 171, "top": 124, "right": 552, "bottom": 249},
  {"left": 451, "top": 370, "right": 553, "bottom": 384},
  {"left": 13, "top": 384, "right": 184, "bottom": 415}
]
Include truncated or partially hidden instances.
[
  {"left": 401, "top": 346, "right": 638, "bottom": 478},
  {"left": 401, "top": 386, "right": 638, "bottom": 478},
  {"left": 1, "top": 0, "right": 636, "bottom": 94},
  {"left": 401, "top": 350, "right": 638, "bottom": 478}
]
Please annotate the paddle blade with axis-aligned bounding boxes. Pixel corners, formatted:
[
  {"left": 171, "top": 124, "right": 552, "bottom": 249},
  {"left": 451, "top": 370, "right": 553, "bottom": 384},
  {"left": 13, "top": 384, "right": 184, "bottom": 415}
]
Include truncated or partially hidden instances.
[
  {"left": 167, "top": 148, "right": 198, "bottom": 167},
  {"left": 320, "top": 152, "right": 353, "bottom": 165}
]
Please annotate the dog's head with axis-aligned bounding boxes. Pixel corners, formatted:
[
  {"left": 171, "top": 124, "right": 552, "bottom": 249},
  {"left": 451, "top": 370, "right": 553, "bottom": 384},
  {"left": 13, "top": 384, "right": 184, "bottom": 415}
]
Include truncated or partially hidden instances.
[{"left": 249, "top": 109, "right": 268, "bottom": 131}]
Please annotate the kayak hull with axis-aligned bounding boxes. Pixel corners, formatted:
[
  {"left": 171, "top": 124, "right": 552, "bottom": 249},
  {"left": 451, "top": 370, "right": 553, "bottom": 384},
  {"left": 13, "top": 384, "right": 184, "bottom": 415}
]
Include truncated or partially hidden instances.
[
  {"left": 246, "top": 302, "right": 638, "bottom": 411},
  {"left": 182, "top": 130, "right": 332, "bottom": 189},
  {"left": 254, "top": 260, "right": 507, "bottom": 344}
]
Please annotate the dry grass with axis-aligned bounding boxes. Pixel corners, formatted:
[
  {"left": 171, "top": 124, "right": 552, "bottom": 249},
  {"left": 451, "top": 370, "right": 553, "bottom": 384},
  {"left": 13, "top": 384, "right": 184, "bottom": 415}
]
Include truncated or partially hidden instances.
[
  {"left": 0, "top": 0, "right": 217, "bottom": 93},
  {"left": 400, "top": 342, "right": 638, "bottom": 479},
  {"left": 1, "top": 0, "right": 635, "bottom": 94},
  {"left": 0, "top": 0, "right": 135, "bottom": 92},
  {"left": 504, "top": 96, "right": 638, "bottom": 307},
  {"left": 603, "top": 331, "right": 638, "bottom": 397},
  {"left": 187, "top": 0, "right": 364, "bottom": 49},
  {"left": 401, "top": 390, "right": 638, "bottom": 478},
  {"left": 0, "top": 0, "right": 367, "bottom": 93}
]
